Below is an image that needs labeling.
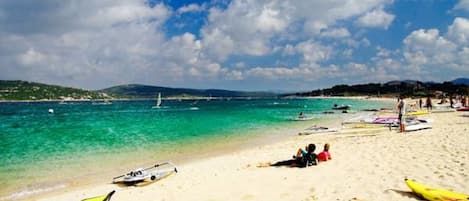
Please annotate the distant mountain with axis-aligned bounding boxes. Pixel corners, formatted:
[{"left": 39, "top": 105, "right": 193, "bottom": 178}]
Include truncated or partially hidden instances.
[
  {"left": 99, "top": 84, "right": 276, "bottom": 98},
  {"left": 0, "top": 80, "right": 108, "bottom": 100},
  {"left": 451, "top": 78, "right": 469, "bottom": 85}
]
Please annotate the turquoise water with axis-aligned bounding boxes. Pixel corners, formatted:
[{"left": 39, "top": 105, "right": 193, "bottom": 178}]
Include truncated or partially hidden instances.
[{"left": 0, "top": 98, "right": 390, "bottom": 198}]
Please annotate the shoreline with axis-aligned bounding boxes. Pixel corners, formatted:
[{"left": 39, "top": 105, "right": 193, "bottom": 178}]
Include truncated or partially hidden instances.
[
  {"left": 2, "top": 94, "right": 380, "bottom": 201},
  {"left": 23, "top": 110, "right": 468, "bottom": 201},
  {"left": 5, "top": 117, "right": 331, "bottom": 201},
  {"left": 1, "top": 108, "right": 343, "bottom": 201},
  {"left": 0, "top": 95, "right": 395, "bottom": 103},
  {"left": 0, "top": 98, "right": 416, "bottom": 200}
]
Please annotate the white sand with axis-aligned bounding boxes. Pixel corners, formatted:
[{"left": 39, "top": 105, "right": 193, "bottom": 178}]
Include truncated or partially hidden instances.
[{"left": 22, "top": 111, "right": 469, "bottom": 201}]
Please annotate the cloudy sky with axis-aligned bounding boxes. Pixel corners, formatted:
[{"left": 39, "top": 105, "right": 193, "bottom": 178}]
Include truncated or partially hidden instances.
[{"left": 1, "top": 0, "right": 469, "bottom": 91}]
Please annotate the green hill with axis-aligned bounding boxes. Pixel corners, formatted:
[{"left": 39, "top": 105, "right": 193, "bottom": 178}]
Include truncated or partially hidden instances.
[
  {"left": 284, "top": 80, "right": 469, "bottom": 97},
  {"left": 99, "top": 84, "right": 276, "bottom": 98},
  {"left": 0, "top": 80, "right": 109, "bottom": 101},
  {"left": 0, "top": 81, "right": 276, "bottom": 101}
]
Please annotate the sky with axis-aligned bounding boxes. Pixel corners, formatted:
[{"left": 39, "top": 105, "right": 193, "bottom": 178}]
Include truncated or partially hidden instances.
[{"left": 0, "top": 0, "right": 469, "bottom": 91}]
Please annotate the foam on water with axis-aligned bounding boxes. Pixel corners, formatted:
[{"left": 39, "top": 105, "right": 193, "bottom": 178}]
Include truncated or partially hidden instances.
[{"left": 0, "top": 184, "right": 66, "bottom": 201}]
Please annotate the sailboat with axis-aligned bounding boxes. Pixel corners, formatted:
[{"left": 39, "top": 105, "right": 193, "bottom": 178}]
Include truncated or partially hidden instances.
[{"left": 152, "top": 93, "right": 162, "bottom": 109}]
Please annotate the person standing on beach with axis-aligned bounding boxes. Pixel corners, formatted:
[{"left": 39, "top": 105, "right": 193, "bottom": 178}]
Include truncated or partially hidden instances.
[
  {"left": 397, "top": 95, "right": 406, "bottom": 133},
  {"left": 419, "top": 98, "right": 423, "bottom": 109},
  {"left": 426, "top": 97, "right": 432, "bottom": 111},
  {"left": 450, "top": 96, "right": 454, "bottom": 108}
]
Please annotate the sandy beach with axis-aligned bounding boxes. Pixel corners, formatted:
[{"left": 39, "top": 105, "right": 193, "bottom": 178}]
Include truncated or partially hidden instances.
[{"left": 15, "top": 103, "right": 466, "bottom": 201}]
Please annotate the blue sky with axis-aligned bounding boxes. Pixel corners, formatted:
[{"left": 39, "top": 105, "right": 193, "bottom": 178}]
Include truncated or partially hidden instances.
[{"left": 0, "top": 0, "right": 468, "bottom": 91}]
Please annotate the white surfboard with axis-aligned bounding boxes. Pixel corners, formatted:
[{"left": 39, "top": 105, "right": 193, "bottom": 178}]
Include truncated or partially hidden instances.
[{"left": 405, "top": 124, "right": 432, "bottom": 132}]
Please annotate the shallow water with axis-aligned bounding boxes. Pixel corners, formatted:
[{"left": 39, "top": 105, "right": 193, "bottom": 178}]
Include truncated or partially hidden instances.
[{"left": 0, "top": 98, "right": 391, "bottom": 199}]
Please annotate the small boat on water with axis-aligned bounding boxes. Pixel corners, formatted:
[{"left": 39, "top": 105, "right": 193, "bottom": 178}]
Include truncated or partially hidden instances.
[
  {"left": 113, "top": 162, "right": 178, "bottom": 185},
  {"left": 332, "top": 104, "right": 351, "bottom": 110},
  {"left": 92, "top": 99, "right": 112, "bottom": 105},
  {"left": 152, "top": 93, "right": 162, "bottom": 109}
]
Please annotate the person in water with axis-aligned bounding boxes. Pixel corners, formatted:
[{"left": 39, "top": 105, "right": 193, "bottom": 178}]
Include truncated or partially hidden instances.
[
  {"left": 317, "top": 143, "right": 332, "bottom": 162},
  {"left": 294, "top": 143, "right": 318, "bottom": 167},
  {"left": 298, "top": 112, "right": 304, "bottom": 118}
]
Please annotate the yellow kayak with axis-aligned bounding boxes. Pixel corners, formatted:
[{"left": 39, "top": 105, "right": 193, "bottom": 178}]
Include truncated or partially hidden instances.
[
  {"left": 405, "top": 178, "right": 469, "bottom": 201},
  {"left": 82, "top": 190, "right": 115, "bottom": 201},
  {"left": 406, "top": 110, "right": 430, "bottom": 116}
]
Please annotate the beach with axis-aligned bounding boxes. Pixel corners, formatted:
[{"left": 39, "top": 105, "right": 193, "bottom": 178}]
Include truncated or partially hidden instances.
[{"left": 16, "top": 103, "right": 467, "bottom": 201}]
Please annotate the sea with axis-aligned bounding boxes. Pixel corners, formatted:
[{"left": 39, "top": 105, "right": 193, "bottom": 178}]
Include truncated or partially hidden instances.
[{"left": 0, "top": 98, "right": 392, "bottom": 200}]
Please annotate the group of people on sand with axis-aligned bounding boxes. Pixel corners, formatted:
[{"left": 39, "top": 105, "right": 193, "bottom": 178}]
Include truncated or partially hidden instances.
[
  {"left": 293, "top": 143, "right": 332, "bottom": 167},
  {"left": 257, "top": 142, "right": 331, "bottom": 168},
  {"left": 409, "top": 97, "right": 433, "bottom": 111}
]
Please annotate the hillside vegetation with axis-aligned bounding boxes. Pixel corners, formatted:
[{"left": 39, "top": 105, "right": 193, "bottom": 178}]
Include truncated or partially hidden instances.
[
  {"left": 0, "top": 80, "right": 109, "bottom": 100},
  {"left": 285, "top": 80, "right": 469, "bottom": 97}
]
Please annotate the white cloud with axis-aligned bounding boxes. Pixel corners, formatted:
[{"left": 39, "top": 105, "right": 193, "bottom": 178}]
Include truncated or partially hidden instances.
[
  {"left": 344, "top": 62, "right": 367, "bottom": 73},
  {"left": 403, "top": 29, "right": 457, "bottom": 64},
  {"left": 396, "top": 17, "right": 469, "bottom": 79},
  {"left": 177, "top": 3, "right": 206, "bottom": 14},
  {"left": 200, "top": 0, "right": 392, "bottom": 60},
  {"left": 295, "top": 41, "right": 332, "bottom": 64},
  {"left": 245, "top": 66, "right": 304, "bottom": 80},
  {"left": 356, "top": 8, "right": 395, "bottom": 29},
  {"left": 361, "top": 38, "right": 371, "bottom": 47},
  {"left": 447, "top": 17, "right": 469, "bottom": 44},
  {"left": 234, "top": 62, "right": 246, "bottom": 68},
  {"left": 319, "top": 28, "right": 351, "bottom": 38},
  {"left": 282, "top": 44, "right": 296, "bottom": 56},
  {"left": 376, "top": 46, "right": 399, "bottom": 57},
  {"left": 453, "top": 0, "right": 469, "bottom": 11},
  {"left": 342, "top": 49, "right": 353, "bottom": 58},
  {"left": 201, "top": 27, "right": 235, "bottom": 62},
  {"left": 0, "top": 0, "right": 410, "bottom": 90},
  {"left": 17, "top": 48, "right": 46, "bottom": 66},
  {"left": 224, "top": 70, "right": 244, "bottom": 80}
]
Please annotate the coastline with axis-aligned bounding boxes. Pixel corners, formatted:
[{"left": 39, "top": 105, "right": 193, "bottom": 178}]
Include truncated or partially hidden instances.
[
  {"left": 1, "top": 97, "right": 377, "bottom": 201},
  {"left": 23, "top": 106, "right": 469, "bottom": 201},
  {"left": 6, "top": 114, "right": 328, "bottom": 201},
  {"left": 0, "top": 95, "right": 394, "bottom": 103},
  {"left": 5, "top": 97, "right": 468, "bottom": 201}
]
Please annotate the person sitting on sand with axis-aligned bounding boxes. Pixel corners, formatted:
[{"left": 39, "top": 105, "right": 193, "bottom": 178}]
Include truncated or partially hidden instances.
[
  {"left": 317, "top": 143, "right": 332, "bottom": 162},
  {"left": 260, "top": 144, "right": 318, "bottom": 168},
  {"left": 294, "top": 143, "right": 318, "bottom": 167}
]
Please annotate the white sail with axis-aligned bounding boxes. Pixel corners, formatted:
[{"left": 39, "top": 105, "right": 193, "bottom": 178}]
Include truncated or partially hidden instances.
[{"left": 156, "top": 93, "right": 162, "bottom": 108}]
